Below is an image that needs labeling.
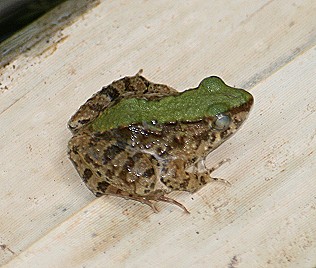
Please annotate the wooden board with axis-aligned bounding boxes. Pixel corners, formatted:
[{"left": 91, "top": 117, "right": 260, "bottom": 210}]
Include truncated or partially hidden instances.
[{"left": 1, "top": 0, "right": 315, "bottom": 267}]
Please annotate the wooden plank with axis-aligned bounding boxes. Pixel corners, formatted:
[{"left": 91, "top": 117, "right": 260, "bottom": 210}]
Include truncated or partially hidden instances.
[{"left": 1, "top": 0, "right": 315, "bottom": 266}]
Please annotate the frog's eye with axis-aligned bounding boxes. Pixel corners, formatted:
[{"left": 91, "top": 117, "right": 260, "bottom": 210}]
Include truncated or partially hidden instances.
[{"left": 213, "top": 113, "right": 231, "bottom": 130}]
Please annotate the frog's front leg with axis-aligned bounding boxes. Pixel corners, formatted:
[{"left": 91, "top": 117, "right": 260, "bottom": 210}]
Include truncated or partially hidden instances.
[
  {"left": 160, "top": 158, "right": 229, "bottom": 193},
  {"left": 197, "top": 158, "right": 231, "bottom": 185}
]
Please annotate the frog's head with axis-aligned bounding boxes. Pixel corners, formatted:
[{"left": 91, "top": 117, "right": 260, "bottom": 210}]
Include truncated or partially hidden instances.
[
  {"left": 199, "top": 76, "right": 253, "bottom": 119},
  {"left": 195, "top": 76, "right": 253, "bottom": 145}
]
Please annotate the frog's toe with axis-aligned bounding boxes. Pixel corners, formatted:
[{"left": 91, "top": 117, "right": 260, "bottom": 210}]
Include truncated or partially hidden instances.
[
  {"left": 156, "top": 196, "right": 190, "bottom": 213},
  {"left": 141, "top": 199, "right": 159, "bottom": 213},
  {"left": 211, "top": 177, "right": 231, "bottom": 186},
  {"left": 206, "top": 158, "right": 230, "bottom": 174}
]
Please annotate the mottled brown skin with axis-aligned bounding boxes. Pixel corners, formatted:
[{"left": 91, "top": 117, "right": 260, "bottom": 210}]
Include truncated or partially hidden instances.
[{"left": 68, "top": 71, "right": 253, "bottom": 212}]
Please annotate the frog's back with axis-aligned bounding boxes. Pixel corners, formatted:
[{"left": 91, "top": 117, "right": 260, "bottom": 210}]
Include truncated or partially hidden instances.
[{"left": 68, "top": 71, "right": 178, "bottom": 133}]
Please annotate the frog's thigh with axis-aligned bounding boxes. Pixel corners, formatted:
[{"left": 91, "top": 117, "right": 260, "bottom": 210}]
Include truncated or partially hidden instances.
[
  {"left": 69, "top": 138, "right": 146, "bottom": 198},
  {"left": 161, "top": 159, "right": 211, "bottom": 193},
  {"left": 80, "top": 146, "right": 157, "bottom": 196},
  {"left": 69, "top": 134, "right": 159, "bottom": 196},
  {"left": 121, "top": 152, "right": 159, "bottom": 196},
  {"left": 68, "top": 137, "right": 111, "bottom": 196}
]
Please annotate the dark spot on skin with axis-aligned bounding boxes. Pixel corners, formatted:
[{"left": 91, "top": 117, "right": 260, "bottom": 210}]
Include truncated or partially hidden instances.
[
  {"left": 195, "top": 129, "right": 209, "bottom": 142},
  {"left": 116, "top": 140, "right": 127, "bottom": 150},
  {"left": 84, "top": 154, "right": 94, "bottom": 164},
  {"left": 140, "top": 80, "right": 150, "bottom": 94},
  {"left": 122, "top": 157, "right": 135, "bottom": 172},
  {"left": 105, "top": 169, "right": 114, "bottom": 178},
  {"left": 93, "top": 131, "right": 114, "bottom": 141},
  {"left": 88, "top": 140, "right": 97, "bottom": 148},
  {"left": 138, "top": 75, "right": 150, "bottom": 87},
  {"left": 173, "top": 134, "right": 185, "bottom": 146},
  {"left": 71, "top": 145, "right": 79, "bottom": 154},
  {"left": 102, "top": 144, "right": 125, "bottom": 164},
  {"left": 200, "top": 175, "right": 206, "bottom": 185},
  {"left": 210, "top": 132, "right": 216, "bottom": 142},
  {"left": 180, "top": 178, "right": 190, "bottom": 189},
  {"left": 97, "top": 181, "right": 110, "bottom": 193},
  {"left": 123, "top": 76, "right": 148, "bottom": 94},
  {"left": 144, "top": 189, "right": 150, "bottom": 194},
  {"left": 92, "top": 161, "right": 102, "bottom": 169},
  {"left": 90, "top": 103, "right": 104, "bottom": 112},
  {"left": 191, "top": 157, "right": 197, "bottom": 163},
  {"left": 100, "top": 85, "right": 120, "bottom": 100},
  {"left": 96, "top": 171, "right": 102, "bottom": 177},
  {"left": 82, "top": 169, "right": 93, "bottom": 182},
  {"left": 122, "top": 77, "right": 132, "bottom": 92},
  {"left": 143, "top": 168, "right": 155, "bottom": 178},
  {"left": 131, "top": 152, "right": 144, "bottom": 162},
  {"left": 81, "top": 147, "right": 100, "bottom": 170},
  {"left": 78, "top": 119, "right": 90, "bottom": 125},
  {"left": 220, "top": 130, "right": 227, "bottom": 139},
  {"left": 160, "top": 177, "right": 176, "bottom": 189},
  {"left": 119, "top": 159, "right": 132, "bottom": 180}
]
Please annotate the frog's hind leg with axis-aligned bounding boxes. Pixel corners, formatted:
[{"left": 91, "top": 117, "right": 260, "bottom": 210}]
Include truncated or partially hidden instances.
[
  {"left": 102, "top": 186, "right": 159, "bottom": 213},
  {"left": 103, "top": 186, "right": 189, "bottom": 213}
]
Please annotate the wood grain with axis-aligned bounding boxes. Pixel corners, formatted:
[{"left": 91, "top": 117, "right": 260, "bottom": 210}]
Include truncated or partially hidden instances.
[{"left": 1, "top": 0, "right": 315, "bottom": 267}]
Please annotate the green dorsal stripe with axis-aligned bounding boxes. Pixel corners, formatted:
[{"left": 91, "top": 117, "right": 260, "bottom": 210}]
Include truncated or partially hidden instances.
[{"left": 92, "top": 76, "right": 252, "bottom": 132}]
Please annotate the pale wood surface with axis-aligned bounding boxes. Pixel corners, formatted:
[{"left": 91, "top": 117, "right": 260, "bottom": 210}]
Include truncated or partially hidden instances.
[{"left": 1, "top": 0, "right": 315, "bottom": 267}]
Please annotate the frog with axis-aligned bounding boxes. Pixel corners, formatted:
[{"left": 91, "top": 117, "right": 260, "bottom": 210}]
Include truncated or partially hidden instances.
[{"left": 68, "top": 70, "right": 253, "bottom": 213}]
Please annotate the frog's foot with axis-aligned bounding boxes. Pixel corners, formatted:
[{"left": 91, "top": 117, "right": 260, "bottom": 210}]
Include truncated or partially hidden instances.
[
  {"left": 205, "top": 158, "right": 231, "bottom": 186},
  {"left": 104, "top": 188, "right": 159, "bottom": 213},
  {"left": 125, "top": 195, "right": 160, "bottom": 213},
  {"left": 206, "top": 158, "right": 230, "bottom": 173},
  {"left": 104, "top": 186, "right": 189, "bottom": 213}
]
